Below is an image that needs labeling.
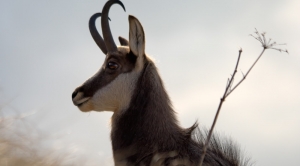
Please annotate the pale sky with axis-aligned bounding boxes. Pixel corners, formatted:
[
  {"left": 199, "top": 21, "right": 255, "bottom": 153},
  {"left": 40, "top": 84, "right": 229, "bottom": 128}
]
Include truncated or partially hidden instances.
[{"left": 1, "top": 0, "right": 300, "bottom": 165}]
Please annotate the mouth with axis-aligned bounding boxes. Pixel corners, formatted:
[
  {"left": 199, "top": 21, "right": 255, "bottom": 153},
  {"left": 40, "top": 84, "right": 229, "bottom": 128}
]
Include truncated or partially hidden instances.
[{"left": 73, "top": 97, "right": 90, "bottom": 107}]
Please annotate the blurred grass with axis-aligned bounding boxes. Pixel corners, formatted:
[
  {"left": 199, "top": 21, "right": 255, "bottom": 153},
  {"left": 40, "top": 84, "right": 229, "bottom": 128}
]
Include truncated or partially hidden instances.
[{"left": 0, "top": 102, "right": 87, "bottom": 166}]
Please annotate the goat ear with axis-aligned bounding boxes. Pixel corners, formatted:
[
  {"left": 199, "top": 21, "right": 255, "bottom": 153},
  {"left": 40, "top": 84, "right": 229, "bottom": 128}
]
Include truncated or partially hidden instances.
[
  {"left": 118, "top": 36, "right": 129, "bottom": 46},
  {"left": 128, "top": 15, "right": 145, "bottom": 57}
]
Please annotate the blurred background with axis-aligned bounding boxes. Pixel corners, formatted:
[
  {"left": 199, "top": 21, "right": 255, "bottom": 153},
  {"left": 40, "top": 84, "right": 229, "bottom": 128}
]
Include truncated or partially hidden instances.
[{"left": 1, "top": 0, "right": 299, "bottom": 165}]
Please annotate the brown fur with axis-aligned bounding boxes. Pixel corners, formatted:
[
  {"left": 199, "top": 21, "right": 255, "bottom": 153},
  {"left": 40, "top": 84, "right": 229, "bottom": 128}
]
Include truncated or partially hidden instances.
[
  {"left": 72, "top": 1, "right": 253, "bottom": 165},
  {"left": 110, "top": 57, "right": 251, "bottom": 166}
]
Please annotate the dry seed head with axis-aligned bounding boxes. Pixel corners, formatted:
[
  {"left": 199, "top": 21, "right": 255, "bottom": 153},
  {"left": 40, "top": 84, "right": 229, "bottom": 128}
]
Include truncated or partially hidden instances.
[{"left": 250, "top": 28, "right": 288, "bottom": 53}]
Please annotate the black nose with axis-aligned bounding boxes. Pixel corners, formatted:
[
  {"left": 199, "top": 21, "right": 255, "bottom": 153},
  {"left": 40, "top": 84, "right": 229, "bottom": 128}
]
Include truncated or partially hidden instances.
[{"left": 72, "top": 89, "right": 78, "bottom": 99}]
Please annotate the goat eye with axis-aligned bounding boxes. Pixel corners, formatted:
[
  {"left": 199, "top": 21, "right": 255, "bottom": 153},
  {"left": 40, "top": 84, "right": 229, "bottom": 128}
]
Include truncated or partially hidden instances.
[{"left": 107, "top": 62, "right": 119, "bottom": 70}]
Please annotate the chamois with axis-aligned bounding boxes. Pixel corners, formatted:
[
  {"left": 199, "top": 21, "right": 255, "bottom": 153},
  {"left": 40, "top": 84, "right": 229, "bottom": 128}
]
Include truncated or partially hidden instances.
[{"left": 72, "top": 0, "right": 251, "bottom": 165}]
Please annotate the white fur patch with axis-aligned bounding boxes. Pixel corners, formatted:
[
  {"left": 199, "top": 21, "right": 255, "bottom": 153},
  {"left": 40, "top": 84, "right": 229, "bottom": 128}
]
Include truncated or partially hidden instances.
[{"left": 91, "top": 70, "right": 140, "bottom": 113}]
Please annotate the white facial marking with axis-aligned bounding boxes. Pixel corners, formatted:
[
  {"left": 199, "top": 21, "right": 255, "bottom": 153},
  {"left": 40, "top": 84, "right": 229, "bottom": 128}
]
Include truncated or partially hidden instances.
[{"left": 91, "top": 70, "right": 140, "bottom": 113}]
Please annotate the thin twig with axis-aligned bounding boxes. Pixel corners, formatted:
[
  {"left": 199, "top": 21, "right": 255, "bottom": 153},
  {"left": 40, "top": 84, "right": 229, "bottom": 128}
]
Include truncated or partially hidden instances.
[
  {"left": 199, "top": 49, "right": 242, "bottom": 165},
  {"left": 225, "top": 48, "right": 265, "bottom": 97},
  {"left": 198, "top": 29, "right": 287, "bottom": 166}
]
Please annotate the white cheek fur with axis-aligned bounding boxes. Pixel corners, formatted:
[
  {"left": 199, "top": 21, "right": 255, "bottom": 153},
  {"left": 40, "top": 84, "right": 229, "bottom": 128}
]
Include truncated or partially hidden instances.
[{"left": 91, "top": 71, "right": 140, "bottom": 112}]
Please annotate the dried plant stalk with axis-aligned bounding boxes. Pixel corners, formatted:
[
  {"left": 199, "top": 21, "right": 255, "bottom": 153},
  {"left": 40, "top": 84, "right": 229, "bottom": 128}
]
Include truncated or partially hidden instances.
[{"left": 199, "top": 29, "right": 288, "bottom": 166}]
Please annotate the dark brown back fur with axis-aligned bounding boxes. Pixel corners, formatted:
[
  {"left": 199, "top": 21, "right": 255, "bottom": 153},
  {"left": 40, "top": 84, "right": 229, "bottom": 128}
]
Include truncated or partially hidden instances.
[{"left": 111, "top": 57, "right": 252, "bottom": 166}]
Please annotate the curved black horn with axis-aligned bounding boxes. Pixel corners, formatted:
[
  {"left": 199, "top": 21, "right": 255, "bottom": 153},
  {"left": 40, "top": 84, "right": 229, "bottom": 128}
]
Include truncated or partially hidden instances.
[
  {"left": 101, "top": 0, "right": 126, "bottom": 53},
  {"left": 89, "top": 13, "right": 108, "bottom": 54}
]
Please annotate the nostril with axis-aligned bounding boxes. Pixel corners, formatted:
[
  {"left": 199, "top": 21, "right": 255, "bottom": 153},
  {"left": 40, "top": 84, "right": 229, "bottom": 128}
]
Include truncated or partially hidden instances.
[{"left": 72, "top": 90, "right": 78, "bottom": 99}]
